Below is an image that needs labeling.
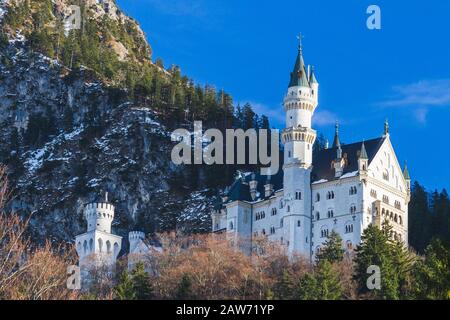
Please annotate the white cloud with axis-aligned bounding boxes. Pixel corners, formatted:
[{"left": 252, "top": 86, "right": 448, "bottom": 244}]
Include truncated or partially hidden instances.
[
  {"left": 381, "top": 79, "right": 450, "bottom": 107},
  {"left": 378, "top": 79, "right": 450, "bottom": 124},
  {"left": 313, "top": 110, "right": 339, "bottom": 127}
]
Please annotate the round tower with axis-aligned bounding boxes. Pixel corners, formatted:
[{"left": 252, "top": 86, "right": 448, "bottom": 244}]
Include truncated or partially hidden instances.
[
  {"left": 129, "top": 231, "right": 145, "bottom": 253},
  {"left": 84, "top": 192, "right": 115, "bottom": 233},
  {"left": 282, "top": 40, "right": 318, "bottom": 167}
]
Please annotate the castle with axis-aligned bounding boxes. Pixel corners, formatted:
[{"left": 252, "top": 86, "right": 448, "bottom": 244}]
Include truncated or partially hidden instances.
[
  {"left": 210, "top": 44, "right": 411, "bottom": 259},
  {"left": 74, "top": 43, "right": 411, "bottom": 271},
  {"left": 75, "top": 193, "right": 157, "bottom": 275}
]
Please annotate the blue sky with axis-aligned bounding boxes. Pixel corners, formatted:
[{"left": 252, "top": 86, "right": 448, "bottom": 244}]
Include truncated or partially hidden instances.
[{"left": 117, "top": 0, "right": 450, "bottom": 191}]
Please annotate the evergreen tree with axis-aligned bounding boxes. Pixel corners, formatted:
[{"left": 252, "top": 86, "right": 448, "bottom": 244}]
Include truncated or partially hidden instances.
[
  {"left": 273, "top": 270, "right": 294, "bottom": 300},
  {"left": 314, "top": 260, "right": 343, "bottom": 300},
  {"left": 413, "top": 238, "right": 450, "bottom": 299},
  {"left": 315, "top": 230, "right": 344, "bottom": 264},
  {"left": 176, "top": 274, "right": 196, "bottom": 300},
  {"left": 131, "top": 262, "right": 153, "bottom": 300},
  {"left": 115, "top": 271, "right": 136, "bottom": 300},
  {"left": 354, "top": 222, "right": 408, "bottom": 299}
]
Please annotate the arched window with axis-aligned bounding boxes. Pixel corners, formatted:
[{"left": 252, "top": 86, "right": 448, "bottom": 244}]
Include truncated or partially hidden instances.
[
  {"left": 229, "top": 221, "right": 234, "bottom": 230},
  {"left": 98, "top": 238, "right": 103, "bottom": 253},
  {"left": 89, "top": 238, "right": 94, "bottom": 252},
  {"left": 327, "top": 210, "right": 334, "bottom": 218},
  {"left": 83, "top": 240, "right": 87, "bottom": 254},
  {"left": 114, "top": 242, "right": 119, "bottom": 256},
  {"left": 320, "top": 225, "right": 329, "bottom": 238},
  {"left": 270, "top": 226, "right": 276, "bottom": 235},
  {"left": 345, "top": 222, "right": 354, "bottom": 233},
  {"left": 106, "top": 240, "right": 111, "bottom": 254},
  {"left": 316, "top": 193, "right": 320, "bottom": 202},
  {"left": 287, "top": 205, "right": 290, "bottom": 213},
  {"left": 316, "top": 212, "right": 320, "bottom": 220},
  {"left": 272, "top": 208, "right": 277, "bottom": 216},
  {"left": 399, "top": 215, "right": 403, "bottom": 225},
  {"left": 297, "top": 220, "right": 301, "bottom": 227},
  {"left": 280, "top": 219, "right": 284, "bottom": 228},
  {"left": 346, "top": 240, "right": 353, "bottom": 250}
]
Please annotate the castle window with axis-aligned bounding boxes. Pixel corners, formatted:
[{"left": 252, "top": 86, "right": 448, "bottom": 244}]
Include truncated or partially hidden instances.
[
  {"left": 399, "top": 215, "right": 403, "bottom": 225},
  {"left": 229, "top": 221, "right": 234, "bottom": 230},
  {"left": 320, "top": 226, "right": 329, "bottom": 238},
  {"left": 326, "top": 191, "right": 335, "bottom": 200},
  {"left": 345, "top": 223, "right": 354, "bottom": 233},
  {"left": 270, "top": 226, "right": 276, "bottom": 235},
  {"left": 262, "top": 229, "right": 266, "bottom": 235},
  {"left": 394, "top": 200, "right": 401, "bottom": 210},
  {"left": 280, "top": 219, "right": 283, "bottom": 228},
  {"left": 272, "top": 208, "right": 277, "bottom": 216},
  {"left": 383, "top": 195, "right": 389, "bottom": 205},
  {"left": 297, "top": 220, "right": 301, "bottom": 227},
  {"left": 316, "top": 212, "right": 320, "bottom": 220},
  {"left": 295, "top": 191, "right": 302, "bottom": 200},
  {"left": 370, "top": 189, "right": 377, "bottom": 198},
  {"left": 98, "top": 238, "right": 103, "bottom": 253},
  {"left": 288, "top": 151, "right": 291, "bottom": 158},
  {"left": 350, "top": 205, "right": 357, "bottom": 214},
  {"left": 279, "top": 200, "right": 284, "bottom": 209},
  {"left": 383, "top": 170, "right": 389, "bottom": 181},
  {"left": 327, "top": 210, "right": 334, "bottom": 218},
  {"left": 315, "top": 193, "right": 320, "bottom": 202},
  {"left": 346, "top": 241, "right": 353, "bottom": 250},
  {"left": 106, "top": 240, "right": 111, "bottom": 254},
  {"left": 287, "top": 205, "right": 290, "bottom": 212}
]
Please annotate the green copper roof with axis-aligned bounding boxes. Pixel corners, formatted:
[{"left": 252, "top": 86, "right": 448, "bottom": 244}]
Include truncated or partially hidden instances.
[
  {"left": 360, "top": 141, "right": 368, "bottom": 159},
  {"left": 309, "top": 66, "right": 318, "bottom": 84},
  {"left": 289, "top": 48, "right": 310, "bottom": 88},
  {"left": 403, "top": 162, "right": 411, "bottom": 180}
]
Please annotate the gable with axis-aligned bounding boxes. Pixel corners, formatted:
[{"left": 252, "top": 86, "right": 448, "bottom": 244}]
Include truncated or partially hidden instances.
[{"left": 367, "top": 137, "right": 407, "bottom": 193}]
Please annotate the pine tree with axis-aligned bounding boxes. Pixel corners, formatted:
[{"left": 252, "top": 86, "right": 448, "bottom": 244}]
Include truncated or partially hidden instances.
[
  {"left": 176, "top": 273, "right": 195, "bottom": 300},
  {"left": 413, "top": 238, "right": 450, "bottom": 299},
  {"left": 315, "top": 260, "right": 343, "bottom": 300},
  {"left": 315, "top": 230, "right": 344, "bottom": 264},
  {"left": 131, "top": 262, "right": 153, "bottom": 300},
  {"left": 273, "top": 270, "right": 294, "bottom": 300},
  {"left": 115, "top": 271, "right": 136, "bottom": 300},
  {"left": 354, "top": 223, "right": 403, "bottom": 299}
]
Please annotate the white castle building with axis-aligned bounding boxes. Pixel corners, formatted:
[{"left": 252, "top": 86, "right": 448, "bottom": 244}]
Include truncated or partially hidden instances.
[
  {"left": 75, "top": 194, "right": 159, "bottom": 273},
  {"left": 211, "top": 44, "right": 411, "bottom": 259},
  {"left": 75, "top": 193, "right": 122, "bottom": 272}
]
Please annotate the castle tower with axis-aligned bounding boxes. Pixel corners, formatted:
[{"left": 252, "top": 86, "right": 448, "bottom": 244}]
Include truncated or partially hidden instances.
[
  {"left": 282, "top": 37, "right": 318, "bottom": 257},
  {"left": 75, "top": 193, "right": 122, "bottom": 272}
]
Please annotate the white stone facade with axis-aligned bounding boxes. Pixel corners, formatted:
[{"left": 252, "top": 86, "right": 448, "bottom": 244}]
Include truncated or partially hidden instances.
[
  {"left": 75, "top": 194, "right": 122, "bottom": 271},
  {"left": 211, "top": 46, "right": 410, "bottom": 260}
]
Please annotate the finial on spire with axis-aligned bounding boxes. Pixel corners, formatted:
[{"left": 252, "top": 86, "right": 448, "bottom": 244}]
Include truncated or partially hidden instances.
[
  {"left": 384, "top": 118, "right": 389, "bottom": 136},
  {"left": 296, "top": 33, "right": 304, "bottom": 51}
]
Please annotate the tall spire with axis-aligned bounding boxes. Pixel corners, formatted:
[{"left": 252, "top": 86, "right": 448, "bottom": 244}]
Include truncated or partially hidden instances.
[
  {"left": 332, "top": 121, "right": 340, "bottom": 148},
  {"left": 288, "top": 34, "right": 309, "bottom": 88},
  {"left": 309, "top": 65, "right": 318, "bottom": 84},
  {"left": 403, "top": 161, "right": 410, "bottom": 180},
  {"left": 360, "top": 141, "right": 368, "bottom": 159}
]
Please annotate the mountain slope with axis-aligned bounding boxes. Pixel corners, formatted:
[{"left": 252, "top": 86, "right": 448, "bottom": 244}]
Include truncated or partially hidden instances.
[{"left": 0, "top": 0, "right": 250, "bottom": 243}]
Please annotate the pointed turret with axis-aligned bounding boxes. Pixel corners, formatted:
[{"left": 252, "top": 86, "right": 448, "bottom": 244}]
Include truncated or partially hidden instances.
[
  {"left": 288, "top": 46, "right": 309, "bottom": 88},
  {"left": 403, "top": 162, "right": 410, "bottom": 180},
  {"left": 358, "top": 141, "right": 369, "bottom": 172},
  {"left": 360, "top": 141, "right": 368, "bottom": 159},
  {"left": 332, "top": 121, "right": 340, "bottom": 148},
  {"left": 309, "top": 66, "right": 318, "bottom": 85}
]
